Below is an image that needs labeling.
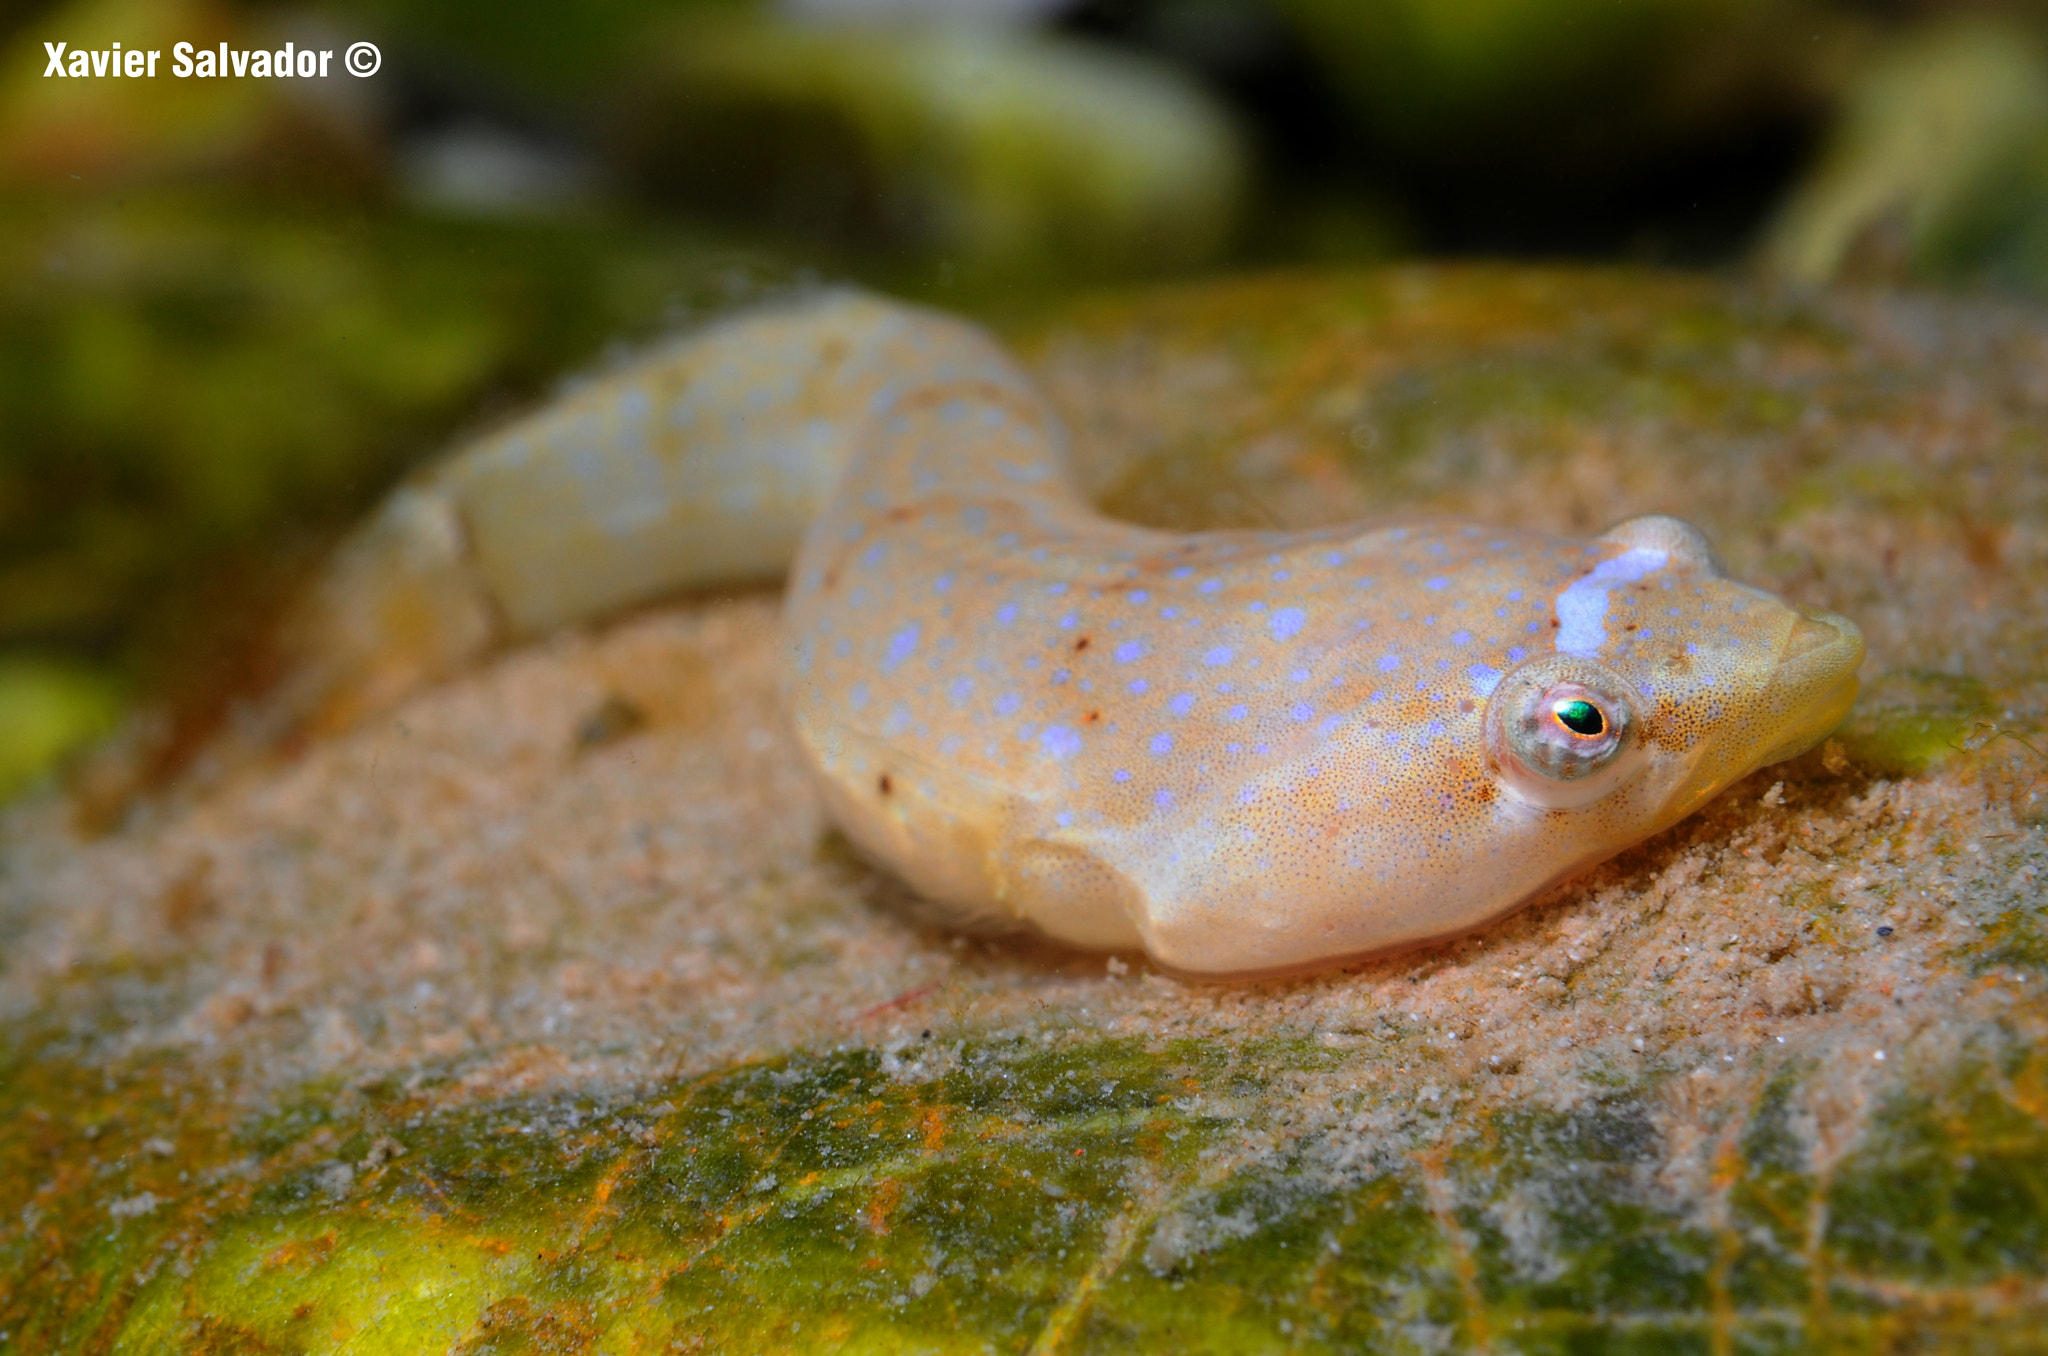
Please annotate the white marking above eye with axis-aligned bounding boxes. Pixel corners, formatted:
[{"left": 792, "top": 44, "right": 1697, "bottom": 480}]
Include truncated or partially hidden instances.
[{"left": 1555, "top": 549, "right": 1667, "bottom": 658}]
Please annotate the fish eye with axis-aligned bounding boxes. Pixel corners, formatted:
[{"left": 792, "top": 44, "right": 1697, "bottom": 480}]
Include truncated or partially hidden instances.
[
  {"left": 1486, "top": 658, "right": 1646, "bottom": 809},
  {"left": 1552, "top": 698, "right": 1605, "bottom": 738}
]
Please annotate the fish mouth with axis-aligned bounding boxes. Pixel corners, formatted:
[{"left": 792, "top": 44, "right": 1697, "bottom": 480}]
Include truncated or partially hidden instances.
[{"left": 1754, "top": 604, "right": 1865, "bottom": 767}]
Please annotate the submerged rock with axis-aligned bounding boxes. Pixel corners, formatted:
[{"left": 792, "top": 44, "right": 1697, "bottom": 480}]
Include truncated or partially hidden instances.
[
  {"left": 615, "top": 14, "right": 1246, "bottom": 281},
  {"left": 1764, "top": 15, "right": 2048, "bottom": 297},
  {"left": 2, "top": 267, "right": 2045, "bottom": 1351}
]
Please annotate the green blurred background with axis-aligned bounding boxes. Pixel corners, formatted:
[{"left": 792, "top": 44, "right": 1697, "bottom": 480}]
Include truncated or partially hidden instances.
[{"left": 5, "top": 0, "right": 2047, "bottom": 802}]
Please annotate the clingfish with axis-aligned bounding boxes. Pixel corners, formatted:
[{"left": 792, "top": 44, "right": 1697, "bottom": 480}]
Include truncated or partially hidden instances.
[{"left": 280, "top": 290, "right": 1864, "bottom": 976}]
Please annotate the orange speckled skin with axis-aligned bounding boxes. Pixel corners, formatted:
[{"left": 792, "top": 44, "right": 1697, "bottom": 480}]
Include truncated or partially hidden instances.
[
  {"left": 356, "top": 289, "right": 1861, "bottom": 976},
  {"left": 758, "top": 294, "right": 1865, "bottom": 974}
]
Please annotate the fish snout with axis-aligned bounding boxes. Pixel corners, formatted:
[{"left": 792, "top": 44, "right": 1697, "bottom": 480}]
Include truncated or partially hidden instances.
[
  {"left": 1756, "top": 603, "right": 1864, "bottom": 766},
  {"left": 1782, "top": 604, "right": 1857, "bottom": 662}
]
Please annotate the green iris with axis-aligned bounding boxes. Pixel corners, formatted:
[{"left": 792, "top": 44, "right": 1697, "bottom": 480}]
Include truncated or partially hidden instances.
[{"left": 1553, "top": 698, "right": 1605, "bottom": 737}]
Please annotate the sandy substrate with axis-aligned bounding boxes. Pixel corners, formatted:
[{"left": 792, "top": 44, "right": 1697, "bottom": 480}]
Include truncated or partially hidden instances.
[{"left": 2, "top": 587, "right": 2039, "bottom": 1127}]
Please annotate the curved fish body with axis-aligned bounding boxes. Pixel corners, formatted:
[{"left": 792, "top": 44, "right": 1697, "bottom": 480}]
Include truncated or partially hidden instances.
[{"left": 284, "top": 290, "right": 1864, "bottom": 976}]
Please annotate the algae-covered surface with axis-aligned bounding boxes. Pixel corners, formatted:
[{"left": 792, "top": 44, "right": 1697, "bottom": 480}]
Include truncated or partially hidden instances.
[{"left": 3, "top": 266, "right": 2046, "bottom": 1353}]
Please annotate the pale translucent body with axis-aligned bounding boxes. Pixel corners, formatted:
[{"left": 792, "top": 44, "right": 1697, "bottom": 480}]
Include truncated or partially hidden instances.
[{"left": 288, "top": 290, "right": 1864, "bottom": 976}]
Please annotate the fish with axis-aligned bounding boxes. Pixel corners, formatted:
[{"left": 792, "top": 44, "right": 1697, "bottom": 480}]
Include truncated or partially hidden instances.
[{"left": 276, "top": 288, "right": 1864, "bottom": 976}]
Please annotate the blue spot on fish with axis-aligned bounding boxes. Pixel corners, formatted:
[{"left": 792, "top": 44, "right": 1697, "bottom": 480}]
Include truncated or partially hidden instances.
[{"left": 881, "top": 624, "right": 919, "bottom": 674}]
